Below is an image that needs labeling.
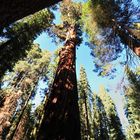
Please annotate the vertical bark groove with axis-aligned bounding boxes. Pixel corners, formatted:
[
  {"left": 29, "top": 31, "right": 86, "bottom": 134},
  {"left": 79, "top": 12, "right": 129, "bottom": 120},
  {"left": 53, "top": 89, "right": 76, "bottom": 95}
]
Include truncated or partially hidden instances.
[{"left": 37, "top": 27, "right": 81, "bottom": 140}]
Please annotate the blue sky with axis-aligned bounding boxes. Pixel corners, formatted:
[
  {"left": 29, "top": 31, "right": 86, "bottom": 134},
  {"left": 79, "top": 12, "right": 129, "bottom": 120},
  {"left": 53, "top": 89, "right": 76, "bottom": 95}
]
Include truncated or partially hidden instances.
[
  {"left": 34, "top": 30, "right": 129, "bottom": 129},
  {"left": 33, "top": 0, "right": 140, "bottom": 129}
]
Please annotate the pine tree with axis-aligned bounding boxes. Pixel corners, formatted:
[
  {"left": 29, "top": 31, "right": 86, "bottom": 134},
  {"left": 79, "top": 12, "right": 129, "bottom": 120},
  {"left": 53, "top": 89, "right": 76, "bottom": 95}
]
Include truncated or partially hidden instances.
[
  {"left": 0, "top": 44, "right": 51, "bottom": 139},
  {"left": 82, "top": 0, "right": 140, "bottom": 58},
  {"left": 30, "top": 104, "right": 45, "bottom": 140},
  {"left": 92, "top": 94, "right": 109, "bottom": 140},
  {"left": 0, "top": 9, "right": 54, "bottom": 79},
  {"left": 37, "top": 1, "right": 82, "bottom": 139},
  {"left": 78, "top": 66, "right": 92, "bottom": 140},
  {"left": 91, "top": 88, "right": 125, "bottom": 140},
  {"left": 98, "top": 86, "right": 125, "bottom": 140},
  {"left": 125, "top": 67, "right": 140, "bottom": 140}
]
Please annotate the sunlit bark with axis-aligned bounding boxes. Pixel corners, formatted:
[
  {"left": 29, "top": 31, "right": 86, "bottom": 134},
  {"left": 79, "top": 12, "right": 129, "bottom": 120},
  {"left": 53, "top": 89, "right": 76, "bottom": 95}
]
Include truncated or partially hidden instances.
[
  {"left": 37, "top": 26, "right": 81, "bottom": 140},
  {"left": 0, "top": 91, "right": 21, "bottom": 140}
]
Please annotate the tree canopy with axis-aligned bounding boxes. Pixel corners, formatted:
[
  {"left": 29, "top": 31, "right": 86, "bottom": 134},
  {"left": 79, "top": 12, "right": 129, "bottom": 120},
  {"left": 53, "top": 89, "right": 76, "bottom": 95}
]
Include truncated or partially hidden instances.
[
  {"left": 82, "top": 0, "right": 140, "bottom": 61},
  {"left": 0, "top": 9, "right": 54, "bottom": 79},
  {"left": 0, "top": 0, "right": 61, "bottom": 31},
  {"left": 0, "top": 0, "right": 140, "bottom": 139}
]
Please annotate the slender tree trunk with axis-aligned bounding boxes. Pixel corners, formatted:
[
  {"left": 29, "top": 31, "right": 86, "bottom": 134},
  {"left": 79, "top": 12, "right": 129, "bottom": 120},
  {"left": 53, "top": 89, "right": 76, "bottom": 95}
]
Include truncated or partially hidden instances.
[
  {"left": 8, "top": 88, "right": 33, "bottom": 140},
  {"left": 83, "top": 92, "right": 90, "bottom": 140},
  {"left": 37, "top": 27, "right": 81, "bottom": 140},
  {"left": 0, "top": 92, "right": 21, "bottom": 140},
  {"left": 7, "top": 75, "right": 39, "bottom": 140}
]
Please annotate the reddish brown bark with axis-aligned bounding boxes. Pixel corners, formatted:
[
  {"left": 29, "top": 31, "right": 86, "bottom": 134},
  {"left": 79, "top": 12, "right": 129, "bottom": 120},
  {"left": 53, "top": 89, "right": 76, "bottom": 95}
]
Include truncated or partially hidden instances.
[
  {"left": 0, "top": 91, "right": 21, "bottom": 139},
  {"left": 37, "top": 27, "right": 81, "bottom": 140},
  {"left": 12, "top": 107, "right": 30, "bottom": 140}
]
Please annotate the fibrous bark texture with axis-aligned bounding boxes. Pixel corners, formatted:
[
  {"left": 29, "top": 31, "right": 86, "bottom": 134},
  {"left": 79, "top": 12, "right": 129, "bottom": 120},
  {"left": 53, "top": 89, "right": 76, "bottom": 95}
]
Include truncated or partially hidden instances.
[{"left": 37, "top": 26, "right": 81, "bottom": 140}]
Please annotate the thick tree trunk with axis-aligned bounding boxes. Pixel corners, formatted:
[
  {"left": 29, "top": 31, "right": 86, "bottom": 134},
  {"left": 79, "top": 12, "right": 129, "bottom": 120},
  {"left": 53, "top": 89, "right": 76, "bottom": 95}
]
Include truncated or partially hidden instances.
[
  {"left": 37, "top": 27, "right": 81, "bottom": 140},
  {"left": 0, "top": 0, "right": 61, "bottom": 31}
]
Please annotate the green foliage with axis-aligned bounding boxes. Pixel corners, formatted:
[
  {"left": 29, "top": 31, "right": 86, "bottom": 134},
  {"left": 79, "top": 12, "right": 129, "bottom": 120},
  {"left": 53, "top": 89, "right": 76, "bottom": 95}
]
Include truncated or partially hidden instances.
[
  {"left": 1, "top": 44, "right": 51, "bottom": 91},
  {"left": 82, "top": 0, "right": 119, "bottom": 45},
  {"left": 0, "top": 44, "right": 51, "bottom": 139},
  {"left": 98, "top": 86, "right": 125, "bottom": 140},
  {"left": 0, "top": 9, "right": 54, "bottom": 79},
  {"left": 82, "top": 0, "right": 140, "bottom": 65},
  {"left": 81, "top": 0, "right": 121, "bottom": 77},
  {"left": 78, "top": 66, "right": 92, "bottom": 139},
  {"left": 78, "top": 66, "right": 92, "bottom": 96},
  {"left": 30, "top": 103, "right": 46, "bottom": 139},
  {"left": 92, "top": 94, "right": 109, "bottom": 140},
  {"left": 82, "top": 0, "right": 138, "bottom": 44},
  {"left": 47, "top": 47, "right": 61, "bottom": 86},
  {"left": 82, "top": 0, "right": 101, "bottom": 45},
  {"left": 125, "top": 67, "right": 140, "bottom": 140},
  {"left": 78, "top": 67, "right": 125, "bottom": 140},
  {"left": 51, "top": 0, "right": 83, "bottom": 45},
  {"left": 60, "top": 1, "right": 82, "bottom": 25},
  {"left": 90, "top": 86, "right": 125, "bottom": 140}
]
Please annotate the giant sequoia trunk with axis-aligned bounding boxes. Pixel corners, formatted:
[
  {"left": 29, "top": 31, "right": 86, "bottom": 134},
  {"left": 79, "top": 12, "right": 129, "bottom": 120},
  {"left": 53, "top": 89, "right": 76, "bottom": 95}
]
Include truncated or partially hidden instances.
[{"left": 37, "top": 26, "right": 81, "bottom": 140}]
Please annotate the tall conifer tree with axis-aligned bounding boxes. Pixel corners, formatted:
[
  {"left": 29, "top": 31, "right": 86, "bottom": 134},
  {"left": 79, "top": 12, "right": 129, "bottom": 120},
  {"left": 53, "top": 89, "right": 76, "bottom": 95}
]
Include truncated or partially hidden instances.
[
  {"left": 98, "top": 86, "right": 125, "bottom": 140},
  {"left": 78, "top": 66, "right": 92, "bottom": 140},
  {"left": 125, "top": 67, "right": 140, "bottom": 140},
  {"left": 0, "top": 9, "right": 54, "bottom": 79},
  {"left": 92, "top": 94, "right": 109, "bottom": 140},
  {"left": 37, "top": 1, "right": 82, "bottom": 139},
  {"left": 0, "top": 44, "right": 51, "bottom": 140},
  {"left": 82, "top": 0, "right": 140, "bottom": 60}
]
